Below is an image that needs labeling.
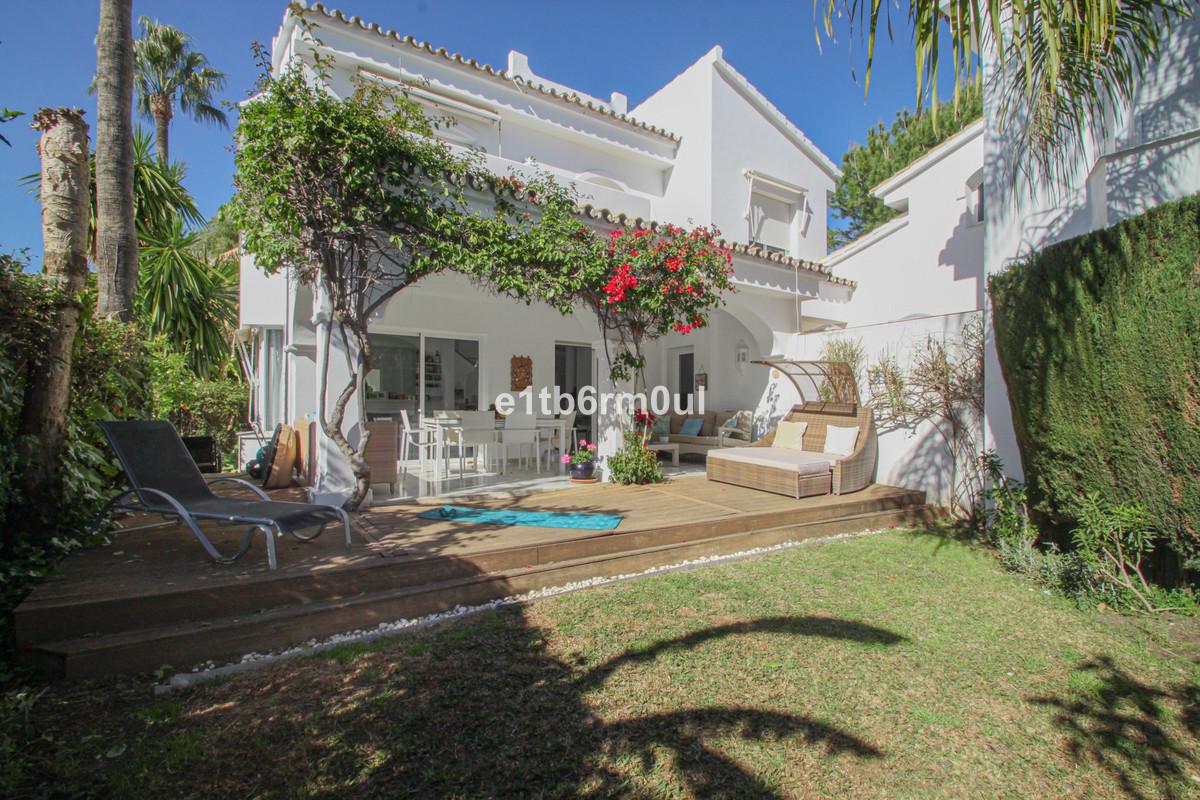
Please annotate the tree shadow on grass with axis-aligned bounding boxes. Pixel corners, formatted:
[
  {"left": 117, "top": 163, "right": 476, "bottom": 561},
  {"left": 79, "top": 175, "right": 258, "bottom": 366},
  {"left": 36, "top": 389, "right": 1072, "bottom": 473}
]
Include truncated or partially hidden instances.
[
  {"left": 125, "top": 609, "right": 904, "bottom": 799},
  {"left": 1029, "top": 655, "right": 1200, "bottom": 800}
]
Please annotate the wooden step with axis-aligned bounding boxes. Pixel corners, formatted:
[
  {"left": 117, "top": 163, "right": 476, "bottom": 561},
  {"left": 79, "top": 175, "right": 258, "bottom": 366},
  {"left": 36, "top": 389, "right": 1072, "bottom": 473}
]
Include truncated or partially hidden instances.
[
  {"left": 15, "top": 489, "right": 925, "bottom": 645},
  {"left": 23, "top": 503, "right": 930, "bottom": 678}
]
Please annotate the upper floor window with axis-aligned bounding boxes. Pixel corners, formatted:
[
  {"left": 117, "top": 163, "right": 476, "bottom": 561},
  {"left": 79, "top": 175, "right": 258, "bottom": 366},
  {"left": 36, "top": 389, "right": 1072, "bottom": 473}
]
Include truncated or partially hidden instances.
[{"left": 749, "top": 191, "right": 794, "bottom": 255}]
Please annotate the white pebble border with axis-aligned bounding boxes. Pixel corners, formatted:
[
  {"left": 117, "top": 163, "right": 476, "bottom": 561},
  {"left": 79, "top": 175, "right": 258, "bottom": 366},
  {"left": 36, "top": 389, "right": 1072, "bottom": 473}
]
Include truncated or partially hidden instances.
[{"left": 155, "top": 526, "right": 893, "bottom": 695}]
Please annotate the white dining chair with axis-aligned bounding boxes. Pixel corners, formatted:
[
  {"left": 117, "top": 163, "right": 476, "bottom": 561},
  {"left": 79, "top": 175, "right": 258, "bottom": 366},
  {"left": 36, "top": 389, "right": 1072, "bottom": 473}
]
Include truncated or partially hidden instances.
[
  {"left": 399, "top": 409, "right": 438, "bottom": 482},
  {"left": 444, "top": 410, "right": 499, "bottom": 478},
  {"left": 498, "top": 410, "right": 540, "bottom": 474},
  {"left": 555, "top": 410, "right": 577, "bottom": 458},
  {"left": 431, "top": 410, "right": 462, "bottom": 477}
]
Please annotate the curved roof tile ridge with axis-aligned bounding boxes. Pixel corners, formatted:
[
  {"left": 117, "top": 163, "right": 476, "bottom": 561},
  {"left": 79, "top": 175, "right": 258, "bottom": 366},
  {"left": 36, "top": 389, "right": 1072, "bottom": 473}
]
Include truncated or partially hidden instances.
[
  {"left": 575, "top": 203, "right": 855, "bottom": 287},
  {"left": 302, "top": 3, "right": 680, "bottom": 141}
]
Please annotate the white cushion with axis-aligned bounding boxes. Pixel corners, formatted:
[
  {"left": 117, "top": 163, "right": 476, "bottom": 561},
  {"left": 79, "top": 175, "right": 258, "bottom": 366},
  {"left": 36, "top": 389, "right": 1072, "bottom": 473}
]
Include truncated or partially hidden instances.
[
  {"left": 823, "top": 424, "right": 860, "bottom": 456},
  {"left": 772, "top": 420, "right": 808, "bottom": 450},
  {"left": 709, "top": 447, "right": 832, "bottom": 476}
]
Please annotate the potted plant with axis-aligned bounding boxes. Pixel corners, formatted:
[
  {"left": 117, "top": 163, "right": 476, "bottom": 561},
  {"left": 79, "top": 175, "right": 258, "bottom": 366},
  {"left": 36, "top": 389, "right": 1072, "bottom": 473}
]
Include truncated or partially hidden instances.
[{"left": 562, "top": 439, "right": 598, "bottom": 482}]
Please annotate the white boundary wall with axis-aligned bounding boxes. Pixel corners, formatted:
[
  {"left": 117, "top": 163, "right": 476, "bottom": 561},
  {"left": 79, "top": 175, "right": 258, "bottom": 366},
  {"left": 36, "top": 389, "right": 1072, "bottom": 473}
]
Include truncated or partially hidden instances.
[{"left": 789, "top": 310, "right": 983, "bottom": 509}]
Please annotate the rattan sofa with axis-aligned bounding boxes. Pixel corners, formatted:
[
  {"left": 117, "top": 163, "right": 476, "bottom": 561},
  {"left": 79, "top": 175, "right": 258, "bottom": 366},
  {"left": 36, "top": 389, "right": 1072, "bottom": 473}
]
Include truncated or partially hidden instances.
[{"left": 706, "top": 403, "right": 877, "bottom": 498}]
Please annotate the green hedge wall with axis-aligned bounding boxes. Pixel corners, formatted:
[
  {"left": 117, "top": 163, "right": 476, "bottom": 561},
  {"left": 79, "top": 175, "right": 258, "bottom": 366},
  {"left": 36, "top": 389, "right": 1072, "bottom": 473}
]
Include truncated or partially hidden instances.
[{"left": 989, "top": 194, "right": 1200, "bottom": 559}]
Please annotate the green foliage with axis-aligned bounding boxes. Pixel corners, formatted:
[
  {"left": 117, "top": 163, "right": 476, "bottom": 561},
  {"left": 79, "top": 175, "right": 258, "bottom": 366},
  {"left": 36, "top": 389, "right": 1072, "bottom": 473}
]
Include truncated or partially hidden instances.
[
  {"left": 145, "top": 338, "right": 247, "bottom": 460},
  {"left": 590, "top": 225, "right": 736, "bottom": 384},
  {"left": 231, "top": 50, "right": 606, "bottom": 505},
  {"left": 132, "top": 15, "right": 227, "bottom": 165},
  {"left": 138, "top": 216, "right": 237, "bottom": 376},
  {"left": 1071, "top": 494, "right": 1181, "bottom": 614},
  {"left": 562, "top": 438, "right": 597, "bottom": 466},
  {"left": 989, "top": 194, "right": 1200, "bottom": 564},
  {"left": 0, "top": 107, "right": 20, "bottom": 148},
  {"left": 818, "top": 336, "right": 865, "bottom": 402},
  {"left": 829, "top": 84, "right": 981, "bottom": 249},
  {"left": 193, "top": 201, "right": 239, "bottom": 260},
  {"left": 606, "top": 430, "right": 663, "bottom": 485},
  {"left": 0, "top": 256, "right": 244, "bottom": 675},
  {"left": 0, "top": 256, "right": 150, "bottom": 675}
]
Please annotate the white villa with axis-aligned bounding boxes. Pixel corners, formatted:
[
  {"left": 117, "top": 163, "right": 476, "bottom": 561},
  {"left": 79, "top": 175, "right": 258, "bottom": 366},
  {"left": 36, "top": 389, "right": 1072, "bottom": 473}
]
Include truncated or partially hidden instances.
[
  {"left": 239, "top": 3, "right": 858, "bottom": 503},
  {"left": 239, "top": 1, "right": 1200, "bottom": 508}
]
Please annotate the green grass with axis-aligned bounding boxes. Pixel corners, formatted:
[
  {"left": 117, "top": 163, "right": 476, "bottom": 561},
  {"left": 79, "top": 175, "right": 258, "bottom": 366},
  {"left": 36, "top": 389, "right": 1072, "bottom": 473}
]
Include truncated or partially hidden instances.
[{"left": 4, "top": 529, "right": 1200, "bottom": 799}]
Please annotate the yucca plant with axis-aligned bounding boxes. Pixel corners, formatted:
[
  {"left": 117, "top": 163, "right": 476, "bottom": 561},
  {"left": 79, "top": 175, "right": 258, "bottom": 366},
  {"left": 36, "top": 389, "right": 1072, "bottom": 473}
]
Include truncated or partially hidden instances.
[{"left": 137, "top": 215, "right": 237, "bottom": 378}]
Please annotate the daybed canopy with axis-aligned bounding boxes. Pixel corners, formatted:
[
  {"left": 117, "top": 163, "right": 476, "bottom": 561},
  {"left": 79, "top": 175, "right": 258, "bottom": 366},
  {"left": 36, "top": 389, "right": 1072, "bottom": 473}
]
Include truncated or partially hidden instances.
[{"left": 752, "top": 358, "right": 860, "bottom": 409}]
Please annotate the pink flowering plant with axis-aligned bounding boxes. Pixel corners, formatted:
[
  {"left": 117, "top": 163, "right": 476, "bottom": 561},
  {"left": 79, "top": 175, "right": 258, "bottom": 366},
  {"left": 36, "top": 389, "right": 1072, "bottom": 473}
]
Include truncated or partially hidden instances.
[
  {"left": 587, "top": 224, "right": 736, "bottom": 386},
  {"left": 561, "top": 438, "right": 598, "bottom": 466}
]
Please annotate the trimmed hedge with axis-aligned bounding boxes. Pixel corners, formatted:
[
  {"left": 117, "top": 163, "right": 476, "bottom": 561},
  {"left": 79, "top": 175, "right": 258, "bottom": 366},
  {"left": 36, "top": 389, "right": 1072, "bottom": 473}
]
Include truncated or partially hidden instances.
[{"left": 989, "top": 194, "right": 1200, "bottom": 562}]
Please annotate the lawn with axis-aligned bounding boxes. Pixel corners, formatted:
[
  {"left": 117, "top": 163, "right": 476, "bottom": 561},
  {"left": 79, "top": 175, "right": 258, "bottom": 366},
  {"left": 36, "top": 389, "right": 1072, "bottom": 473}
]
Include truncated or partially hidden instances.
[{"left": 4, "top": 528, "right": 1199, "bottom": 799}]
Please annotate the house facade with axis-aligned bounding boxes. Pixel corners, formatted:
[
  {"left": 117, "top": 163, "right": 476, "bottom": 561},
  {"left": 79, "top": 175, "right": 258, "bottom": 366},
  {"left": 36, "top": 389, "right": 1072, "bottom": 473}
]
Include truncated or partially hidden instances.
[{"left": 239, "top": 3, "right": 854, "bottom": 503}]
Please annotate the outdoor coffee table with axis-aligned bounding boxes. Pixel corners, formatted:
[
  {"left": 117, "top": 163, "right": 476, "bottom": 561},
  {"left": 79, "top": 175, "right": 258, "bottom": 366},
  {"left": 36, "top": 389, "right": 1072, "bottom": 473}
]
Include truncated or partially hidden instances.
[{"left": 647, "top": 442, "right": 680, "bottom": 466}]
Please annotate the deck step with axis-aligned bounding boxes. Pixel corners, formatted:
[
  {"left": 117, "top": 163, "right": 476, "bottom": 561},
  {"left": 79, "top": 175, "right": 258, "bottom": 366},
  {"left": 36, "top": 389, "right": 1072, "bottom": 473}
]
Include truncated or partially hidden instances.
[
  {"left": 15, "top": 489, "right": 925, "bottom": 645},
  {"left": 22, "top": 503, "right": 930, "bottom": 678}
]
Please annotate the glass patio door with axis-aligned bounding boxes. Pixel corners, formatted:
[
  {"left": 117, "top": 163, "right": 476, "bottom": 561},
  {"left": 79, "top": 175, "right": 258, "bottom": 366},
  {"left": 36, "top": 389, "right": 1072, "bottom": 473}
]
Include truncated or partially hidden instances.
[{"left": 366, "top": 333, "right": 480, "bottom": 422}]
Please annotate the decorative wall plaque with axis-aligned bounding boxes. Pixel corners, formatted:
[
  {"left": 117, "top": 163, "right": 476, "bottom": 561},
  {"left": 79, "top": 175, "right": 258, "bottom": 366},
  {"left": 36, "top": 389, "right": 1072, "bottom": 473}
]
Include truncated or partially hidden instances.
[{"left": 510, "top": 355, "right": 533, "bottom": 393}]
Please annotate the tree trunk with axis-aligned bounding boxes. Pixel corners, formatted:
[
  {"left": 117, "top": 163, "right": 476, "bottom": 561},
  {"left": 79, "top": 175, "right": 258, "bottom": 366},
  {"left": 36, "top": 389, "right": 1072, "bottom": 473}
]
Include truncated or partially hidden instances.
[
  {"left": 17, "top": 109, "right": 91, "bottom": 508},
  {"left": 318, "top": 319, "right": 373, "bottom": 510},
  {"left": 94, "top": 0, "right": 138, "bottom": 321},
  {"left": 150, "top": 95, "right": 172, "bottom": 165}
]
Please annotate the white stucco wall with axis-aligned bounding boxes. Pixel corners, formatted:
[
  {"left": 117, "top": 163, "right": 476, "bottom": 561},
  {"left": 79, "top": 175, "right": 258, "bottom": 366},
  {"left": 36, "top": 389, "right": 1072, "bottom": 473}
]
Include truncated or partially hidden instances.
[
  {"left": 806, "top": 122, "right": 985, "bottom": 327},
  {"left": 238, "top": 254, "right": 288, "bottom": 328},
  {"left": 788, "top": 311, "right": 983, "bottom": 508}
]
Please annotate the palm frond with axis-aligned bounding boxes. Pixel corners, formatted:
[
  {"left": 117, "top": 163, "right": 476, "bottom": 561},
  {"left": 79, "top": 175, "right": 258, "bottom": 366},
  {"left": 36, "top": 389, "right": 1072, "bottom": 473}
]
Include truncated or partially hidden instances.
[
  {"left": 134, "top": 18, "right": 228, "bottom": 128},
  {"left": 814, "top": 0, "right": 1194, "bottom": 184},
  {"left": 138, "top": 214, "right": 237, "bottom": 376}
]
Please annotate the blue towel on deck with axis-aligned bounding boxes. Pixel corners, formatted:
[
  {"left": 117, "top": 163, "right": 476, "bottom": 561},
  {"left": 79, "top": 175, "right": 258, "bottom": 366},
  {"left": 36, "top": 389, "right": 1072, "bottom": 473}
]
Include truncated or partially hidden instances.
[{"left": 416, "top": 505, "right": 622, "bottom": 531}]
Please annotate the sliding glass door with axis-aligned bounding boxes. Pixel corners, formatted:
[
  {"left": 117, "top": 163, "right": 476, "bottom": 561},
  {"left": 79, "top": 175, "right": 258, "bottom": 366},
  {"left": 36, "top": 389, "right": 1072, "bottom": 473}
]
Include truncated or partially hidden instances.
[
  {"left": 423, "top": 337, "right": 480, "bottom": 414},
  {"left": 365, "top": 333, "right": 480, "bottom": 422}
]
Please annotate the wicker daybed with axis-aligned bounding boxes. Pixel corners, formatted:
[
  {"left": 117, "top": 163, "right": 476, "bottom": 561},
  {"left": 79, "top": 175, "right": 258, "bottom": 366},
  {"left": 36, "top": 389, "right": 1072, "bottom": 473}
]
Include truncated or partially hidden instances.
[{"left": 706, "top": 360, "right": 877, "bottom": 499}]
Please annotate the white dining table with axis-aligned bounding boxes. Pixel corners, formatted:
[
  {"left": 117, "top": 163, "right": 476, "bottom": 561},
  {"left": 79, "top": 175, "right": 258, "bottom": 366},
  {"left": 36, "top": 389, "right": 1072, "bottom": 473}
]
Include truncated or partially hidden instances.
[{"left": 422, "top": 415, "right": 571, "bottom": 475}]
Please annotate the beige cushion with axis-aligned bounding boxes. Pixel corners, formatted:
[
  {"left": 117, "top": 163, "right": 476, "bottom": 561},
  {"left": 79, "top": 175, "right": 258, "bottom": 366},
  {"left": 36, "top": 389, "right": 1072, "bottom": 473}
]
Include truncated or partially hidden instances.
[
  {"left": 709, "top": 447, "right": 832, "bottom": 476},
  {"left": 669, "top": 412, "right": 686, "bottom": 434},
  {"left": 713, "top": 411, "right": 734, "bottom": 431},
  {"left": 699, "top": 411, "right": 718, "bottom": 437},
  {"left": 773, "top": 420, "right": 808, "bottom": 451},
  {"left": 823, "top": 424, "right": 860, "bottom": 456}
]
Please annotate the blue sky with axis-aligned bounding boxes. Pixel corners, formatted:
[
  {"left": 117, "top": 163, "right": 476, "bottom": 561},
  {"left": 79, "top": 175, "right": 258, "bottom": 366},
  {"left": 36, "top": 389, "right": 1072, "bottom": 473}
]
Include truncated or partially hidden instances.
[{"left": 1, "top": 0, "right": 937, "bottom": 262}]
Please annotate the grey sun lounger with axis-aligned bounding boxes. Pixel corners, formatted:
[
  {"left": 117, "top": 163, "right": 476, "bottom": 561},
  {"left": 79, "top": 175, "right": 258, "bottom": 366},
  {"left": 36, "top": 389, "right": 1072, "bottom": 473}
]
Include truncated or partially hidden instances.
[{"left": 92, "top": 420, "right": 351, "bottom": 569}]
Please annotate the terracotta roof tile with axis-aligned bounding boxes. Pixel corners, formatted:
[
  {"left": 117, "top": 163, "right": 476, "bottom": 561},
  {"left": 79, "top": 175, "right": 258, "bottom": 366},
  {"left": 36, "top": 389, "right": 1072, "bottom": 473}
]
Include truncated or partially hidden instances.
[{"left": 575, "top": 204, "right": 855, "bottom": 287}]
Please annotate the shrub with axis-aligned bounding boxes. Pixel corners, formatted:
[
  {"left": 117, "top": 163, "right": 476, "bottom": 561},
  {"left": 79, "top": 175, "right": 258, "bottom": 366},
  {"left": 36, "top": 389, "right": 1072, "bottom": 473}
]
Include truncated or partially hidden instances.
[
  {"left": 146, "top": 338, "right": 247, "bottom": 462},
  {"left": 607, "top": 431, "right": 663, "bottom": 485},
  {"left": 988, "top": 194, "right": 1200, "bottom": 570}
]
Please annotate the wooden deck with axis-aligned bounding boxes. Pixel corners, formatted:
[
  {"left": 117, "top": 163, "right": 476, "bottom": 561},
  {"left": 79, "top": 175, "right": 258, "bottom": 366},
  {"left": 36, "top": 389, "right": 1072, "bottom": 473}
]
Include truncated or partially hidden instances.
[{"left": 14, "top": 477, "right": 929, "bottom": 678}]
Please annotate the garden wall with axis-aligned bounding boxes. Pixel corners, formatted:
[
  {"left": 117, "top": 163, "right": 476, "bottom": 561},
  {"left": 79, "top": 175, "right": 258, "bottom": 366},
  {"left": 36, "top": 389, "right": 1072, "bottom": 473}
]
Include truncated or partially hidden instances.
[
  {"left": 791, "top": 310, "right": 984, "bottom": 509},
  {"left": 989, "top": 194, "right": 1200, "bottom": 558}
]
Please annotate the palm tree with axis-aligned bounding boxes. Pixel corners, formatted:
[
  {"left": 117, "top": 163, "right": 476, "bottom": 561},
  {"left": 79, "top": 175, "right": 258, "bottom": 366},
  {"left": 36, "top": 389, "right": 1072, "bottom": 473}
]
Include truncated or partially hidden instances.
[
  {"left": 20, "top": 129, "right": 203, "bottom": 260},
  {"left": 95, "top": 0, "right": 138, "bottom": 321},
  {"left": 816, "top": 0, "right": 1194, "bottom": 182},
  {"left": 133, "top": 17, "right": 227, "bottom": 165}
]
